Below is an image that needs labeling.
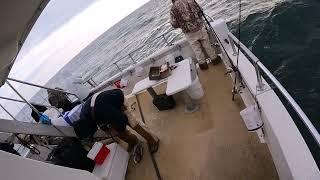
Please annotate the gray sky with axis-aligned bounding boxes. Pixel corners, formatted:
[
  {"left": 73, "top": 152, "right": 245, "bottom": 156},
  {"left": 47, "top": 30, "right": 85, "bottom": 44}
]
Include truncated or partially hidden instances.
[
  {"left": 0, "top": 0, "right": 149, "bottom": 120},
  {"left": 17, "top": 0, "right": 95, "bottom": 59}
]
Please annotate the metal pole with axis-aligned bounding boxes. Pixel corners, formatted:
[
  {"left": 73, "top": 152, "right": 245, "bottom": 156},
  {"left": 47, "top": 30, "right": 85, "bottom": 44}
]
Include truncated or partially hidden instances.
[
  {"left": 0, "top": 103, "right": 18, "bottom": 121},
  {"left": 114, "top": 62, "right": 122, "bottom": 72},
  {"left": 6, "top": 80, "right": 41, "bottom": 116},
  {"left": 87, "top": 79, "right": 97, "bottom": 88},
  {"left": 128, "top": 53, "right": 137, "bottom": 64},
  {"left": 5, "top": 81, "right": 68, "bottom": 136},
  {"left": 0, "top": 96, "right": 66, "bottom": 129},
  {"left": 7, "top": 77, "right": 83, "bottom": 103},
  {"left": 227, "top": 34, "right": 238, "bottom": 56},
  {"left": 0, "top": 96, "right": 58, "bottom": 110},
  {"left": 254, "top": 63, "right": 265, "bottom": 91},
  {"left": 228, "top": 33, "right": 260, "bottom": 63},
  {"left": 7, "top": 96, "right": 62, "bottom": 116},
  {"left": 162, "top": 34, "right": 172, "bottom": 46}
]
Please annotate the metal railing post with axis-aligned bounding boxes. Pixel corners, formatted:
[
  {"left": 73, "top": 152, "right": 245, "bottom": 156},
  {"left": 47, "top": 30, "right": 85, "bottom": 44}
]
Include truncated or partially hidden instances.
[
  {"left": 7, "top": 77, "right": 83, "bottom": 104},
  {"left": 162, "top": 34, "right": 172, "bottom": 46},
  {"left": 0, "top": 103, "right": 18, "bottom": 121},
  {"left": 5, "top": 80, "right": 67, "bottom": 136},
  {"left": 114, "top": 62, "right": 121, "bottom": 73},
  {"left": 254, "top": 62, "right": 265, "bottom": 91},
  {"left": 87, "top": 78, "right": 97, "bottom": 88},
  {"left": 228, "top": 34, "right": 238, "bottom": 56},
  {"left": 128, "top": 53, "right": 136, "bottom": 64},
  {"left": 6, "top": 80, "right": 41, "bottom": 116},
  {"left": 0, "top": 96, "right": 61, "bottom": 110}
]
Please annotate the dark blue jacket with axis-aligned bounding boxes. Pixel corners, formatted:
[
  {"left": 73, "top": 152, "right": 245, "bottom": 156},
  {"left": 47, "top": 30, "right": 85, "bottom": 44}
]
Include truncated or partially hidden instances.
[{"left": 73, "top": 89, "right": 128, "bottom": 139}]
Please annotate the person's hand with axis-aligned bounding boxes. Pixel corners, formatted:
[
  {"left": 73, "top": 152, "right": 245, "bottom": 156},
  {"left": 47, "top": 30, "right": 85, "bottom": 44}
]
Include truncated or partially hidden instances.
[{"left": 39, "top": 114, "right": 51, "bottom": 125}]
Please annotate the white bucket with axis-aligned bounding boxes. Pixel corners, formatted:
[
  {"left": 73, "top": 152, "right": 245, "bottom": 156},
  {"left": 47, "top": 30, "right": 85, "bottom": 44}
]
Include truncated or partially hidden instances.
[
  {"left": 240, "top": 105, "right": 263, "bottom": 131},
  {"left": 120, "top": 78, "right": 129, "bottom": 87},
  {"left": 186, "top": 76, "right": 204, "bottom": 100}
]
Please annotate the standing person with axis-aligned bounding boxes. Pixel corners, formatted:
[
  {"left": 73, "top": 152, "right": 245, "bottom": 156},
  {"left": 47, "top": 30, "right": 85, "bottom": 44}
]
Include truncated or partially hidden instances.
[{"left": 170, "top": 0, "right": 221, "bottom": 70}]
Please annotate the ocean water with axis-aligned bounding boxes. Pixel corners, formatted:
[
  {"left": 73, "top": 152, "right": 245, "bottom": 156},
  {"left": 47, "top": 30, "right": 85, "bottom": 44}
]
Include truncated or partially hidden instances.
[
  {"left": 17, "top": 0, "right": 320, "bottom": 162},
  {"left": 238, "top": 0, "right": 320, "bottom": 164},
  {"left": 52, "top": 0, "right": 320, "bottom": 121},
  {"left": 52, "top": 0, "right": 285, "bottom": 83}
]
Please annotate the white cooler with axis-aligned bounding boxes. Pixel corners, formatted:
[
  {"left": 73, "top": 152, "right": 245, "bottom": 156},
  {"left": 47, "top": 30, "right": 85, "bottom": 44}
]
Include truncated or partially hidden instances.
[{"left": 92, "top": 143, "right": 129, "bottom": 180}]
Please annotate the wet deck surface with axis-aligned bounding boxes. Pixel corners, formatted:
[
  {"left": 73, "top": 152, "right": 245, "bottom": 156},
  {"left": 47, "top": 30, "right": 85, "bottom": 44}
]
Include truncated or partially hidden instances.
[{"left": 125, "top": 63, "right": 278, "bottom": 180}]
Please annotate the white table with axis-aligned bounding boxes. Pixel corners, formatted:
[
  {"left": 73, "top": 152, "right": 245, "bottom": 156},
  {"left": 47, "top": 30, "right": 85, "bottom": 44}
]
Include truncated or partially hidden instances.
[
  {"left": 166, "top": 58, "right": 192, "bottom": 96},
  {"left": 131, "top": 77, "right": 167, "bottom": 96},
  {"left": 131, "top": 58, "right": 192, "bottom": 96}
]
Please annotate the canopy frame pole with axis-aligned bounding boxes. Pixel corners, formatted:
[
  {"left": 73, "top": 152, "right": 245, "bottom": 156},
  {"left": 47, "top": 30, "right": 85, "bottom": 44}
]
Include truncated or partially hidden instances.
[
  {"left": 0, "top": 96, "right": 64, "bottom": 120},
  {"left": 0, "top": 103, "right": 17, "bottom": 121},
  {"left": 6, "top": 80, "right": 41, "bottom": 116},
  {"left": 0, "top": 96, "right": 59, "bottom": 110},
  {"left": 5, "top": 80, "right": 66, "bottom": 136}
]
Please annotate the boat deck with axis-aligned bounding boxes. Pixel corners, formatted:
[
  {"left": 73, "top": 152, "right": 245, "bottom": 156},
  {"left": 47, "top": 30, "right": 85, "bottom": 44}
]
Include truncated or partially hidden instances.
[{"left": 124, "top": 62, "right": 279, "bottom": 179}]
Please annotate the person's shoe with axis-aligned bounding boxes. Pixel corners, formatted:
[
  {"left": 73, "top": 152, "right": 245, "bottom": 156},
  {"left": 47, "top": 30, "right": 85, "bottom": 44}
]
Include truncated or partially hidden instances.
[
  {"left": 199, "top": 62, "right": 209, "bottom": 70},
  {"left": 131, "top": 142, "right": 144, "bottom": 164},
  {"left": 212, "top": 56, "right": 222, "bottom": 65}
]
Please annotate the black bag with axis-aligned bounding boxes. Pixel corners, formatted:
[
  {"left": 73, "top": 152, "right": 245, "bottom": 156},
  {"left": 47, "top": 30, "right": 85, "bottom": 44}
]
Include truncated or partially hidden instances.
[
  {"left": 0, "top": 143, "right": 20, "bottom": 156},
  {"left": 47, "top": 138, "right": 95, "bottom": 172},
  {"left": 152, "top": 94, "right": 176, "bottom": 111}
]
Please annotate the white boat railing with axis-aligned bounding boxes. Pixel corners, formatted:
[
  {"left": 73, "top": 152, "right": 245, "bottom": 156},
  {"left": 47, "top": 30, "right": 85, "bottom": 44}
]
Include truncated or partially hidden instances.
[
  {"left": 0, "top": 78, "right": 86, "bottom": 138},
  {"left": 83, "top": 28, "right": 184, "bottom": 87},
  {"left": 227, "top": 32, "right": 320, "bottom": 147}
]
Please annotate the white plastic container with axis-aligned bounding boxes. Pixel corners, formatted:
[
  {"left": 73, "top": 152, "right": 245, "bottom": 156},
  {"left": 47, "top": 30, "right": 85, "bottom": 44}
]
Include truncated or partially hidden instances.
[
  {"left": 92, "top": 143, "right": 129, "bottom": 180},
  {"left": 240, "top": 105, "right": 265, "bottom": 143},
  {"left": 186, "top": 76, "right": 204, "bottom": 100},
  {"left": 120, "top": 78, "right": 129, "bottom": 87}
]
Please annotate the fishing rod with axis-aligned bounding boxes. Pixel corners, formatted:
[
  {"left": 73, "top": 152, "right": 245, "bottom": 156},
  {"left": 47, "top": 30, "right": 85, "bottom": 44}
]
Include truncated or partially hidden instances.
[
  {"left": 195, "top": 0, "right": 243, "bottom": 101},
  {"left": 231, "top": 0, "right": 242, "bottom": 101}
]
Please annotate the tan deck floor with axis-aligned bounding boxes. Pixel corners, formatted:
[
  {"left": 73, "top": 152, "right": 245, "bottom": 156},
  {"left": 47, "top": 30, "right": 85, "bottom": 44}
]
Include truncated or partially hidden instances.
[{"left": 125, "top": 63, "right": 279, "bottom": 180}]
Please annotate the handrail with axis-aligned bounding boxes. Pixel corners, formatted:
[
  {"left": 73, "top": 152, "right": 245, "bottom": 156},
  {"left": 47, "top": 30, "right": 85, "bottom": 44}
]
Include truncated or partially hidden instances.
[
  {"left": 0, "top": 96, "right": 60, "bottom": 111},
  {"left": 228, "top": 32, "right": 320, "bottom": 147},
  {"left": 0, "top": 103, "right": 18, "bottom": 121},
  {"left": 83, "top": 28, "right": 183, "bottom": 86},
  {"left": 5, "top": 80, "right": 68, "bottom": 136},
  {"left": 7, "top": 77, "right": 83, "bottom": 104}
]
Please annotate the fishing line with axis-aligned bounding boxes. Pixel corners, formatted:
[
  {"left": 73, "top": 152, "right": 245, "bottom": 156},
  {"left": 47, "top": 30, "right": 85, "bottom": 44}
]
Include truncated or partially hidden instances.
[
  {"left": 195, "top": 0, "right": 242, "bottom": 100},
  {"left": 231, "top": 0, "right": 242, "bottom": 101}
]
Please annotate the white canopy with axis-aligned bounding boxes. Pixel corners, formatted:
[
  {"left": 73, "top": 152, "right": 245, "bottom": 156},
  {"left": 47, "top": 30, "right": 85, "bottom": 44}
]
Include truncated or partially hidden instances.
[{"left": 0, "top": 0, "right": 49, "bottom": 86}]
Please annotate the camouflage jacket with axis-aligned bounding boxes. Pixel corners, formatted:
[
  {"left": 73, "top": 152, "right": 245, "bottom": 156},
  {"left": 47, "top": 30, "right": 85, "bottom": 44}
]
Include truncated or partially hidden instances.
[{"left": 170, "top": 0, "right": 204, "bottom": 33}]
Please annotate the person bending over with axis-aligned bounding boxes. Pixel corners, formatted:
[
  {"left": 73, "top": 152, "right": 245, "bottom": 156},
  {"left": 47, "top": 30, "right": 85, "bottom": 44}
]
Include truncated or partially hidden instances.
[{"left": 45, "top": 88, "right": 159, "bottom": 163}]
